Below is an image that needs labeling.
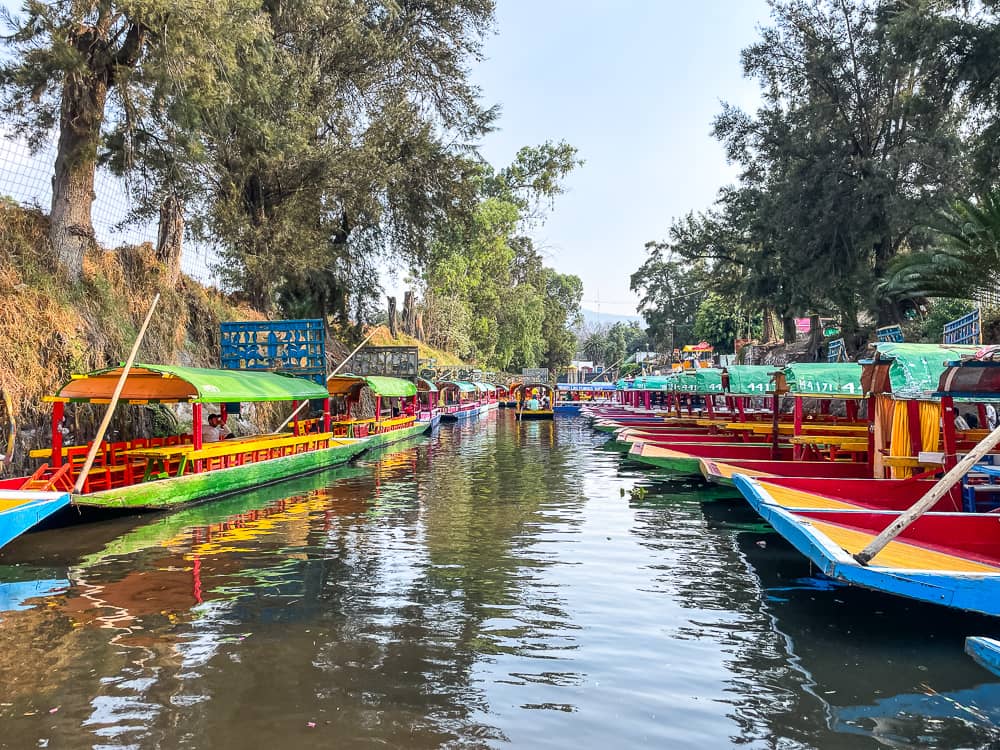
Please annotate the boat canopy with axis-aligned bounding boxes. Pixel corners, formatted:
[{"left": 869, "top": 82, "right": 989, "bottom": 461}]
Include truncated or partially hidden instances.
[
  {"left": 472, "top": 381, "right": 495, "bottom": 393},
  {"left": 439, "top": 381, "right": 478, "bottom": 393},
  {"left": 778, "top": 363, "right": 864, "bottom": 399},
  {"left": 327, "top": 375, "right": 417, "bottom": 398},
  {"left": 936, "top": 357, "right": 1000, "bottom": 400},
  {"left": 862, "top": 342, "right": 980, "bottom": 399},
  {"left": 520, "top": 382, "right": 553, "bottom": 394},
  {"left": 557, "top": 383, "right": 616, "bottom": 392},
  {"left": 725, "top": 365, "right": 778, "bottom": 395},
  {"left": 674, "top": 370, "right": 719, "bottom": 394},
  {"left": 52, "top": 364, "right": 329, "bottom": 404},
  {"left": 416, "top": 377, "right": 438, "bottom": 393},
  {"left": 623, "top": 375, "right": 676, "bottom": 391}
]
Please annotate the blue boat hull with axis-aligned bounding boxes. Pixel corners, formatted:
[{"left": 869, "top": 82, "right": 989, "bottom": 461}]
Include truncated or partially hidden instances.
[
  {"left": 0, "top": 491, "right": 73, "bottom": 550},
  {"left": 967, "top": 637, "right": 1000, "bottom": 677},
  {"left": 554, "top": 404, "right": 581, "bottom": 414},
  {"left": 735, "top": 475, "right": 1000, "bottom": 617}
]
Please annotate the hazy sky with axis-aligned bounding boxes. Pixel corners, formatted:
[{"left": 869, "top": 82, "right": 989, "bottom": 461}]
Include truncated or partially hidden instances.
[{"left": 472, "top": 1, "right": 773, "bottom": 316}]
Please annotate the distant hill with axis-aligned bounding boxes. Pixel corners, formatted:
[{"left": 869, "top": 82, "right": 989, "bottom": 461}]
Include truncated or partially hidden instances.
[{"left": 581, "top": 308, "right": 644, "bottom": 326}]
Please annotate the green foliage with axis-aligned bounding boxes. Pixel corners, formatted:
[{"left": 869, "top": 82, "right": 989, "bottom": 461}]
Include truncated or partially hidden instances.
[
  {"left": 884, "top": 190, "right": 1000, "bottom": 301},
  {"left": 420, "top": 144, "right": 582, "bottom": 372},
  {"left": 918, "top": 298, "right": 976, "bottom": 344},
  {"left": 692, "top": 294, "right": 760, "bottom": 353},
  {"left": 630, "top": 244, "right": 710, "bottom": 350},
  {"left": 634, "top": 0, "right": 976, "bottom": 347}
]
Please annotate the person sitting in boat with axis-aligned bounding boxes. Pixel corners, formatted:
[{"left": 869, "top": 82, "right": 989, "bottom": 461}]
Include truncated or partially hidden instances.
[
  {"left": 527, "top": 394, "right": 540, "bottom": 410},
  {"left": 541, "top": 394, "right": 550, "bottom": 409},
  {"left": 204, "top": 413, "right": 231, "bottom": 442}
]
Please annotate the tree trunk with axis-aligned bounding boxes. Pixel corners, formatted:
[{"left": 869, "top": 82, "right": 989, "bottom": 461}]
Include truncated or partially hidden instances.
[
  {"left": 50, "top": 74, "right": 108, "bottom": 280},
  {"left": 387, "top": 296, "right": 397, "bottom": 337},
  {"left": 156, "top": 194, "right": 185, "bottom": 286},
  {"left": 415, "top": 311, "right": 425, "bottom": 342},
  {"left": 402, "top": 291, "right": 416, "bottom": 336},
  {"left": 782, "top": 315, "right": 798, "bottom": 344}
]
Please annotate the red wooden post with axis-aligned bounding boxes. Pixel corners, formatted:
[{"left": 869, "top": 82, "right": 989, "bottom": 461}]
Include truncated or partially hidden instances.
[
  {"left": 323, "top": 397, "right": 331, "bottom": 433},
  {"left": 292, "top": 400, "right": 300, "bottom": 436},
  {"left": 793, "top": 396, "right": 804, "bottom": 460},
  {"left": 51, "top": 401, "right": 65, "bottom": 468},
  {"left": 375, "top": 396, "right": 382, "bottom": 432},
  {"left": 978, "top": 404, "right": 989, "bottom": 430},
  {"left": 846, "top": 400, "right": 858, "bottom": 423},
  {"left": 867, "top": 395, "right": 877, "bottom": 477},
  {"left": 705, "top": 394, "right": 715, "bottom": 418},
  {"left": 737, "top": 397, "right": 746, "bottom": 422},
  {"left": 644, "top": 391, "right": 651, "bottom": 411},
  {"left": 192, "top": 402, "right": 203, "bottom": 473}
]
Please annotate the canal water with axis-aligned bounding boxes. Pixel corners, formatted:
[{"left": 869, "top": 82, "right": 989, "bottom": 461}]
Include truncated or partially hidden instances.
[{"left": 1, "top": 412, "right": 999, "bottom": 748}]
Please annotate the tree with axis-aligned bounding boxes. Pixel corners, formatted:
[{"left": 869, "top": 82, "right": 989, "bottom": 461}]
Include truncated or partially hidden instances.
[
  {"left": 581, "top": 331, "right": 607, "bottom": 364},
  {"left": 884, "top": 190, "right": 1000, "bottom": 300},
  {"left": 630, "top": 244, "right": 709, "bottom": 350},
  {"left": 1, "top": 1, "right": 160, "bottom": 277},
  {"left": 712, "top": 0, "right": 967, "bottom": 330},
  {"left": 419, "top": 143, "right": 581, "bottom": 370},
  {"left": 692, "top": 293, "right": 760, "bottom": 352}
]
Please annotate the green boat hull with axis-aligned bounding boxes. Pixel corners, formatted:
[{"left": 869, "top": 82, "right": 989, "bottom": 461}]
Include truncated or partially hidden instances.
[
  {"left": 76, "top": 423, "right": 428, "bottom": 511},
  {"left": 627, "top": 453, "right": 702, "bottom": 475}
]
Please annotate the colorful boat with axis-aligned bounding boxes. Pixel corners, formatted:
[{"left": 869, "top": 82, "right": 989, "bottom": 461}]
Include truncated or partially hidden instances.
[
  {"left": 416, "top": 377, "right": 442, "bottom": 430},
  {"left": 554, "top": 382, "right": 617, "bottom": 414},
  {"left": 966, "top": 637, "right": 1000, "bottom": 678},
  {"left": 515, "top": 383, "right": 554, "bottom": 420},
  {"left": 726, "top": 350, "right": 1000, "bottom": 616},
  {"left": 326, "top": 374, "right": 432, "bottom": 444},
  {"left": 0, "top": 490, "right": 72, "bottom": 549},
  {"left": 735, "top": 473, "right": 1000, "bottom": 616},
  {"left": 4, "top": 364, "right": 370, "bottom": 512},
  {"left": 437, "top": 381, "right": 482, "bottom": 421}
]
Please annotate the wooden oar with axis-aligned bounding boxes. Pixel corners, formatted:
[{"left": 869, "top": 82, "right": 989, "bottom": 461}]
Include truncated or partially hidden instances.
[
  {"left": 274, "top": 326, "right": 378, "bottom": 434},
  {"left": 72, "top": 294, "right": 161, "bottom": 494},
  {"left": 854, "top": 423, "right": 1000, "bottom": 566}
]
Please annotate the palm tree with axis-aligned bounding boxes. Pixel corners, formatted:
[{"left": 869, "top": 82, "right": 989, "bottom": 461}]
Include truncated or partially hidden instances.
[{"left": 884, "top": 190, "right": 1000, "bottom": 300}]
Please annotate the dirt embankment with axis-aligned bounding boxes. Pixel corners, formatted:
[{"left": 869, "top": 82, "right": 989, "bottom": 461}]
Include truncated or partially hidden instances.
[{"left": 0, "top": 202, "right": 265, "bottom": 475}]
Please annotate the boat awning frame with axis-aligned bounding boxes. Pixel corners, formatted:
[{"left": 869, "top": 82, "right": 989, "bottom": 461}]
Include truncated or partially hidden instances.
[{"left": 51, "top": 364, "right": 330, "bottom": 405}]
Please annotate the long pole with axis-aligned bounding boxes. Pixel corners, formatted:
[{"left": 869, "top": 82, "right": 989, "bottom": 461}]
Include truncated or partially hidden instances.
[
  {"left": 73, "top": 293, "right": 161, "bottom": 494},
  {"left": 274, "top": 326, "right": 379, "bottom": 434},
  {"left": 854, "top": 423, "right": 1000, "bottom": 565}
]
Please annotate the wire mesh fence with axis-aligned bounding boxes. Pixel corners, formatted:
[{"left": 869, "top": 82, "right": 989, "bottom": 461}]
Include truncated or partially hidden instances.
[{"left": 0, "top": 131, "right": 220, "bottom": 285}]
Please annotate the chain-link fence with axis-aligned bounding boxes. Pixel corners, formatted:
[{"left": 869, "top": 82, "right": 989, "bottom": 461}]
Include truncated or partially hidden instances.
[{"left": 0, "top": 131, "right": 219, "bottom": 285}]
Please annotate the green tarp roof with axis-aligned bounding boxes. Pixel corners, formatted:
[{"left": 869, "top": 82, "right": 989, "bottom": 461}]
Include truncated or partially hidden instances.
[
  {"left": 871, "top": 342, "right": 980, "bottom": 399},
  {"left": 623, "top": 375, "right": 677, "bottom": 391},
  {"left": 725, "top": 365, "right": 778, "bottom": 395},
  {"left": 440, "top": 381, "right": 478, "bottom": 393},
  {"left": 364, "top": 376, "right": 417, "bottom": 398},
  {"left": 57, "top": 364, "right": 329, "bottom": 404},
  {"left": 782, "top": 362, "right": 864, "bottom": 398},
  {"left": 472, "top": 381, "right": 496, "bottom": 392}
]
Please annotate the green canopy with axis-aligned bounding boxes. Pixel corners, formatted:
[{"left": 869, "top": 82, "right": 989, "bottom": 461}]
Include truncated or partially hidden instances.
[
  {"left": 674, "top": 370, "right": 720, "bottom": 394},
  {"left": 472, "top": 381, "right": 495, "bottom": 393},
  {"left": 725, "top": 365, "right": 778, "bottom": 395},
  {"left": 440, "top": 380, "right": 478, "bottom": 393},
  {"left": 364, "top": 376, "right": 417, "bottom": 398},
  {"left": 626, "top": 375, "right": 677, "bottom": 391},
  {"left": 782, "top": 362, "right": 864, "bottom": 398},
  {"left": 56, "top": 363, "right": 329, "bottom": 404},
  {"left": 870, "top": 342, "right": 980, "bottom": 399}
]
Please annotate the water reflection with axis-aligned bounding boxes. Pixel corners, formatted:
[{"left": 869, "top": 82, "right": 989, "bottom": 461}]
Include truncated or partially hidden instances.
[{"left": 1, "top": 415, "right": 1000, "bottom": 748}]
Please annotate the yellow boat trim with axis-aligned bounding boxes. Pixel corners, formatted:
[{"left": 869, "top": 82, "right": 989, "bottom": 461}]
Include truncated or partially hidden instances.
[
  {"left": 808, "top": 519, "right": 1000, "bottom": 573},
  {"left": 705, "top": 461, "right": 771, "bottom": 480},
  {"left": 0, "top": 498, "right": 33, "bottom": 512},
  {"left": 758, "top": 481, "right": 855, "bottom": 510}
]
